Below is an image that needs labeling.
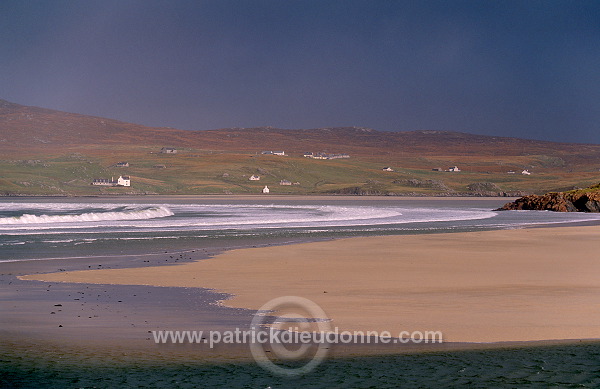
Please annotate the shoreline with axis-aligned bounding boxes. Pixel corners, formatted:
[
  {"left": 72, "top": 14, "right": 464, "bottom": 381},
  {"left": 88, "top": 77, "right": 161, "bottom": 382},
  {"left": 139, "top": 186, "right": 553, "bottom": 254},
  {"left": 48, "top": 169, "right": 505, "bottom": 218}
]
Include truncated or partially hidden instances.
[
  {"left": 0, "top": 194, "right": 519, "bottom": 201},
  {"left": 18, "top": 225, "right": 600, "bottom": 346}
]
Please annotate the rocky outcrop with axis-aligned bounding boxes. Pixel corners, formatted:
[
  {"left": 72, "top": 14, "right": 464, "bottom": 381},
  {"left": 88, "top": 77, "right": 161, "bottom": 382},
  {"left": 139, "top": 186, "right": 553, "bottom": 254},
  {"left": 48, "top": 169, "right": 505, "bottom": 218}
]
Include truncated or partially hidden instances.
[
  {"left": 466, "top": 182, "right": 504, "bottom": 197},
  {"left": 393, "top": 179, "right": 452, "bottom": 192},
  {"left": 497, "top": 184, "right": 600, "bottom": 212},
  {"left": 467, "top": 182, "right": 501, "bottom": 193}
]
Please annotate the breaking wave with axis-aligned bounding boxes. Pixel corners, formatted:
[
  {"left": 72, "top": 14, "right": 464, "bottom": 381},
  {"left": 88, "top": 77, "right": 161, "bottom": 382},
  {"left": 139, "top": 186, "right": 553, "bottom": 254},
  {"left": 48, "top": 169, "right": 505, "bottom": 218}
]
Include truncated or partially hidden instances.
[{"left": 0, "top": 206, "right": 174, "bottom": 225}]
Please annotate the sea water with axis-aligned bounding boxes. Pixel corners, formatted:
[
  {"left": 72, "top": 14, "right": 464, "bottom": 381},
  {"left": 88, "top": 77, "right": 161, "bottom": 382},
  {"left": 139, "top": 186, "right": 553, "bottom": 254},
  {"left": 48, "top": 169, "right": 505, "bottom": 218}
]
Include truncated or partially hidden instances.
[
  {"left": 2, "top": 197, "right": 600, "bottom": 262},
  {"left": 3, "top": 197, "right": 600, "bottom": 387}
]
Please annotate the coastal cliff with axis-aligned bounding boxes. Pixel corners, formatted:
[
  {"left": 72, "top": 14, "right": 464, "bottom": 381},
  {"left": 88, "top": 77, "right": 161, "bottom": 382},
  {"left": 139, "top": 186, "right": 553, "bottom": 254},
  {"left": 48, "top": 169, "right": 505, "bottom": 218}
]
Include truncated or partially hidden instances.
[{"left": 498, "top": 183, "right": 600, "bottom": 212}]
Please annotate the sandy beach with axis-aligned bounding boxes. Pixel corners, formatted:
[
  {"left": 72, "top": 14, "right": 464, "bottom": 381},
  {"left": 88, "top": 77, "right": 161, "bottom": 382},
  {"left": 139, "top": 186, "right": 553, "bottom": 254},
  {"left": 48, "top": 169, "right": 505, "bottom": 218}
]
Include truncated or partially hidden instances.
[{"left": 20, "top": 225, "right": 600, "bottom": 343}]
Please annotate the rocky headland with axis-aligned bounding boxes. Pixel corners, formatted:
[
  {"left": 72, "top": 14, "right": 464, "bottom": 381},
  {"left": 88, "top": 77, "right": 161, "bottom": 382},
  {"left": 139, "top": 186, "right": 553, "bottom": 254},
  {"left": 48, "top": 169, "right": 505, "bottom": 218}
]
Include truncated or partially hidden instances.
[{"left": 497, "top": 183, "right": 600, "bottom": 212}]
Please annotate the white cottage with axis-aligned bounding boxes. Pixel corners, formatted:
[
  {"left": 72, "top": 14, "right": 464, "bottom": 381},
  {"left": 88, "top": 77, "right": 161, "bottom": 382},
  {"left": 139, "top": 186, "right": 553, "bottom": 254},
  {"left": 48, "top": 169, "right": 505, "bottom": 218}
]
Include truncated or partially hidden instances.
[
  {"left": 262, "top": 186, "right": 270, "bottom": 194},
  {"left": 91, "top": 175, "right": 130, "bottom": 187},
  {"left": 117, "top": 175, "right": 131, "bottom": 187}
]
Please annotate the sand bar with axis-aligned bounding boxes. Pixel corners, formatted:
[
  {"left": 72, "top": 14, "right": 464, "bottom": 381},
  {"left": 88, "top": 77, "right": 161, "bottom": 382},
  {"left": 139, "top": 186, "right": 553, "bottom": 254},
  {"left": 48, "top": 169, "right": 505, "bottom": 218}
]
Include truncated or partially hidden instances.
[{"left": 21, "top": 225, "right": 600, "bottom": 343}]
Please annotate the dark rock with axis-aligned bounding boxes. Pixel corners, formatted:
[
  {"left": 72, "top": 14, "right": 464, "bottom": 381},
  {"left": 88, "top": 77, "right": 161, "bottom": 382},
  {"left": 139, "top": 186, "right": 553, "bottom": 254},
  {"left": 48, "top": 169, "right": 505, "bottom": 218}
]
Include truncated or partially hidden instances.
[
  {"left": 393, "top": 179, "right": 451, "bottom": 191},
  {"left": 497, "top": 183, "right": 600, "bottom": 212},
  {"left": 467, "top": 182, "right": 501, "bottom": 192}
]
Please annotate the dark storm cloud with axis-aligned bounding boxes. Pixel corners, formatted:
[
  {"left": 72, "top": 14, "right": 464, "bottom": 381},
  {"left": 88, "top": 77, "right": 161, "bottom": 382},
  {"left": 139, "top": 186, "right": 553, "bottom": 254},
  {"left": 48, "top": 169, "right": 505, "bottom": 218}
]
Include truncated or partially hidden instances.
[{"left": 1, "top": 0, "right": 599, "bottom": 143}]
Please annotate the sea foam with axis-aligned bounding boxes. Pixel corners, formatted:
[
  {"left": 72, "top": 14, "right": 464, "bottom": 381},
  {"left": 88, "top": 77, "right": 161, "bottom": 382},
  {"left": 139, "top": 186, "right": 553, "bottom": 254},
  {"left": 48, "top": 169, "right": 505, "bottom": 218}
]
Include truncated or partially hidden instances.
[{"left": 0, "top": 206, "right": 174, "bottom": 225}]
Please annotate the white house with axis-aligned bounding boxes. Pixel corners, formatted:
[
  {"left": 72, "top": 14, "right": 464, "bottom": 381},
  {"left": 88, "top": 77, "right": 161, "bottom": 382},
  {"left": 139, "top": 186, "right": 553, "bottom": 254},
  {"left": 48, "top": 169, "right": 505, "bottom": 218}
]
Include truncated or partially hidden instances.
[
  {"left": 117, "top": 175, "right": 131, "bottom": 187},
  {"left": 448, "top": 166, "right": 461, "bottom": 172},
  {"left": 249, "top": 175, "right": 261, "bottom": 181},
  {"left": 160, "top": 147, "right": 177, "bottom": 154},
  {"left": 272, "top": 151, "right": 286, "bottom": 156},
  {"left": 522, "top": 169, "right": 532, "bottom": 175},
  {"left": 279, "top": 179, "right": 292, "bottom": 185},
  {"left": 92, "top": 178, "right": 114, "bottom": 186},
  {"left": 116, "top": 162, "right": 129, "bottom": 167},
  {"left": 262, "top": 186, "right": 270, "bottom": 194},
  {"left": 91, "top": 176, "right": 130, "bottom": 187},
  {"left": 382, "top": 167, "right": 394, "bottom": 172}
]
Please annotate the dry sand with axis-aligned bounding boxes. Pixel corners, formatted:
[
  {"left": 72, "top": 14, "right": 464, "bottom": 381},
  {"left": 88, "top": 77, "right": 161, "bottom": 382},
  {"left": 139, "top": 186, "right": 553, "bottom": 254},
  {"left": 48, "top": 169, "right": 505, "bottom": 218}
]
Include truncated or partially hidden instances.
[{"left": 20, "top": 225, "right": 600, "bottom": 343}]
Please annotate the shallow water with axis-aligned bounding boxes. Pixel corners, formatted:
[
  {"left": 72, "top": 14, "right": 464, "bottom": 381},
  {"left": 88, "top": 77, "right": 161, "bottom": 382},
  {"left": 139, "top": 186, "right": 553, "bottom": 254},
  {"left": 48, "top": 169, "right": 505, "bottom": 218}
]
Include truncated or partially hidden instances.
[{"left": 3, "top": 197, "right": 600, "bottom": 262}]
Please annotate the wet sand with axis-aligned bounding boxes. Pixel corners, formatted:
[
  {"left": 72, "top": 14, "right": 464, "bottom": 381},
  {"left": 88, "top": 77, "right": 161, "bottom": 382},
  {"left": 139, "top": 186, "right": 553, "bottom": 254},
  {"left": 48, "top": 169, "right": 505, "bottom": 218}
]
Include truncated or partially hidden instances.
[
  {"left": 0, "top": 249, "right": 256, "bottom": 357},
  {"left": 19, "top": 225, "right": 600, "bottom": 344}
]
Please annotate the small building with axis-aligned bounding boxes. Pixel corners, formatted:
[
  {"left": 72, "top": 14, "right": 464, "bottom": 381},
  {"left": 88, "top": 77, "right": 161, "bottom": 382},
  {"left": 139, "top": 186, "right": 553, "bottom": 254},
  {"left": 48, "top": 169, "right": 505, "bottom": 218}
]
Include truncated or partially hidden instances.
[
  {"left": 507, "top": 170, "right": 516, "bottom": 174},
  {"left": 160, "top": 147, "right": 177, "bottom": 154},
  {"left": 279, "top": 179, "right": 292, "bottom": 185},
  {"left": 448, "top": 166, "right": 461, "bottom": 172},
  {"left": 382, "top": 167, "right": 394, "bottom": 172},
  {"left": 249, "top": 175, "right": 261, "bottom": 181},
  {"left": 153, "top": 164, "right": 166, "bottom": 169},
  {"left": 262, "top": 186, "right": 270, "bottom": 194},
  {"left": 272, "top": 151, "right": 286, "bottom": 156},
  {"left": 261, "top": 151, "right": 273, "bottom": 155},
  {"left": 116, "top": 162, "right": 129, "bottom": 167},
  {"left": 92, "top": 178, "right": 115, "bottom": 186},
  {"left": 91, "top": 175, "right": 130, "bottom": 187},
  {"left": 117, "top": 175, "right": 131, "bottom": 187},
  {"left": 522, "top": 169, "right": 532, "bottom": 175},
  {"left": 304, "top": 152, "right": 350, "bottom": 159}
]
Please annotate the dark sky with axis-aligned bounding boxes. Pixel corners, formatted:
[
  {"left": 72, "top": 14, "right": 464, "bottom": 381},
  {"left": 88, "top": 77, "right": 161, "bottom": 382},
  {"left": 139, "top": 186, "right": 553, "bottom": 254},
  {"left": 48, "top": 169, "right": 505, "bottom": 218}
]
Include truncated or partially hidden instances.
[{"left": 1, "top": 1, "right": 599, "bottom": 144}]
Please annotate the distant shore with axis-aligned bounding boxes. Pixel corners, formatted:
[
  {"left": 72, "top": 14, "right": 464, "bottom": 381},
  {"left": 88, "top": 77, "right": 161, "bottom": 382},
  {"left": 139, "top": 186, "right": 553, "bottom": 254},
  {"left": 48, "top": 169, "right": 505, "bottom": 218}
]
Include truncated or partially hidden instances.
[
  {"left": 20, "top": 225, "right": 600, "bottom": 345},
  {"left": 0, "top": 193, "right": 522, "bottom": 198},
  {"left": 0, "top": 194, "right": 519, "bottom": 201}
]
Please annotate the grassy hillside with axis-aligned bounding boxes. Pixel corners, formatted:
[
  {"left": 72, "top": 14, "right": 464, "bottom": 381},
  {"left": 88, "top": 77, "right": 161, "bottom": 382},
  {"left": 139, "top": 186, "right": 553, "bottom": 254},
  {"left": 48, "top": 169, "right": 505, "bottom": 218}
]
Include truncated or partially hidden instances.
[
  {"left": 1, "top": 99, "right": 599, "bottom": 196},
  {"left": 2, "top": 144, "right": 599, "bottom": 196}
]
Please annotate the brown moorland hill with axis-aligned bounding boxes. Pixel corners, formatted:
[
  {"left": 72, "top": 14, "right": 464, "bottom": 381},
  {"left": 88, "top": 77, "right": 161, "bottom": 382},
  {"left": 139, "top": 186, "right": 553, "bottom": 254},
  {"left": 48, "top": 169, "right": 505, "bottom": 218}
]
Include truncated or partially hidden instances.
[
  {"left": 0, "top": 99, "right": 193, "bottom": 150},
  {"left": 2, "top": 98, "right": 600, "bottom": 162},
  {"left": 1, "top": 98, "right": 600, "bottom": 196}
]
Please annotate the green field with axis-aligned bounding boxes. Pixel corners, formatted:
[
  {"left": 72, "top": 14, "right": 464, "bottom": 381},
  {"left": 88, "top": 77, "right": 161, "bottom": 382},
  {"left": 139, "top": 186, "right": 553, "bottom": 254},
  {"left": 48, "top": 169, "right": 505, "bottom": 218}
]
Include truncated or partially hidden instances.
[{"left": 2, "top": 144, "right": 599, "bottom": 196}]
